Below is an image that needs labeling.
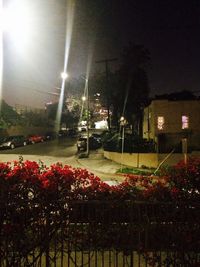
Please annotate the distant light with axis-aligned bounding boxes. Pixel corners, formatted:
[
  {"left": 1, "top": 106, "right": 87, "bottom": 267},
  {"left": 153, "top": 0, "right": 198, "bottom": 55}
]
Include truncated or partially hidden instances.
[
  {"left": 46, "top": 102, "right": 53, "bottom": 105},
  {"left": 95, "top": 120, "right": 108, "bottom": 129},
  {"left": 61, "top": 72, "right": 68, "bottom": 80},
  {"left": 82, "top": 96, "right": 86, "bottom": 101}
]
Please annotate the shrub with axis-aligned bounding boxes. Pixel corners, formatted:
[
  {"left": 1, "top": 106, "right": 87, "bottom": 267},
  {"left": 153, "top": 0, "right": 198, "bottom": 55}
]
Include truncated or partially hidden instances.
[
  {"left": 103, "top": 132, "right": 156, "bottom": 153},
  {"left": 0, "top": 157, "right": 199, "bottom": 265},
  {"left": 159, "top": 157, "right": 200, "bottom": 201}
]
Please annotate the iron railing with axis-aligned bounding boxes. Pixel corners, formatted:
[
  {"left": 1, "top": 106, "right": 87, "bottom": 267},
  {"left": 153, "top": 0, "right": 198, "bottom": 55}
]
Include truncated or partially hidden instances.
[{"left": 0, "top": 201, "right": 200, "bottom": 266}]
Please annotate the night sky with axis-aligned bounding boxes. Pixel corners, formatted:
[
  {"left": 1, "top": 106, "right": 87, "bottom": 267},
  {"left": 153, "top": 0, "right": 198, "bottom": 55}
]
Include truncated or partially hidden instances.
[{"left": 3, "top": 0, "right": 200, "bottom": 108}]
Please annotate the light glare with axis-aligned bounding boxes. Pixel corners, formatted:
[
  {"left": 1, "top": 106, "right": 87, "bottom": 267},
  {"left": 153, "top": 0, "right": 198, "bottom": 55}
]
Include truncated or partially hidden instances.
[
  {"left": 1, "top": 0, "right": 35, "bottom": 51},
  {"left": 61, "top": 72, "right": 69, "bottom": 80},
  {"left": 0, "top": 0, "right": 3, "bottom": 107}
]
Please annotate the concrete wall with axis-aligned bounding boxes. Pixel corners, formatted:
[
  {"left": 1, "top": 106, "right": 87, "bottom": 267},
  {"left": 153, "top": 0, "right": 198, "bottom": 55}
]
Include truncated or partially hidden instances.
[
  {"left": 104, "top": 151, "right": 159, "bottom": 168},
  {"left": 104, "top": 151, "right": 199, "bottom": 168}
]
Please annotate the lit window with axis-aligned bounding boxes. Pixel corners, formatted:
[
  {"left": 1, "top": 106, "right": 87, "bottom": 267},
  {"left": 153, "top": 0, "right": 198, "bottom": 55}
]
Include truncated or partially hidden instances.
[
  {"left": 157, "top": 116, "right": 164, "bottom": 130},
  {"left": 182, "top": 115, "right": 189, "bottom": 129}
]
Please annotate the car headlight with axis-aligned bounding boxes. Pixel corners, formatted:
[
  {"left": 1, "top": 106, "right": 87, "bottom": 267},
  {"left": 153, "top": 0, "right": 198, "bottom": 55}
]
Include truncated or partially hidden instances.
[{"left": 2, "top": 141, "right": 11, "bottom": 146}]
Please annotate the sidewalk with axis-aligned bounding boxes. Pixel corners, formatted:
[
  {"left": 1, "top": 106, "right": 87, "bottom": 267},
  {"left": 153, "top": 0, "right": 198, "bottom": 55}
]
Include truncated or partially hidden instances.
[
  {"left": 76, "top": 151, "right": 125, "bottom": 182},
  {"left": 0, "top": 151, "right": 125, "bottom": 182}
]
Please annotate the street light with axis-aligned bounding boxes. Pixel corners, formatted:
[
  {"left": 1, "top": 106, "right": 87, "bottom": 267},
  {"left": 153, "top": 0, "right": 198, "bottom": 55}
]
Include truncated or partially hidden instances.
[
  {"left": 61, "top": 72, "right": 68, "bottom": 80},
  {"left": 1, "top": 1, "right": 35, "bottom": 53},
  {"left": 82, "top": 95, "right": 86, "bottom": 102},
  {"left": 120, "top": 116, "right": 126, "bottom": 171},
  {"left": 55, "top": 71, "right": 69, "bottom": 133}
]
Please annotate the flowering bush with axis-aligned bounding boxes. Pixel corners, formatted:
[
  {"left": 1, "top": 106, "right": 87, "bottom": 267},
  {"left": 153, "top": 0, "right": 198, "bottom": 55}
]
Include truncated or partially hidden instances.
[
  {"left": 0, "top": 157, "right": 199, "bottom": 265},
  {"left": 0, "top": 156, "right": 200, "bottom": 208},
  {"left": 158, "top": 156, "right": 200, "bottom": 201}
]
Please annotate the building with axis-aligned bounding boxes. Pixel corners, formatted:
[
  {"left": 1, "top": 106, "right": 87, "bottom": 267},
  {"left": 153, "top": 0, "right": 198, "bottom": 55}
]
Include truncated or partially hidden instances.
[{"left": 143, "top": 99, "right": 200, "bottom": 152}]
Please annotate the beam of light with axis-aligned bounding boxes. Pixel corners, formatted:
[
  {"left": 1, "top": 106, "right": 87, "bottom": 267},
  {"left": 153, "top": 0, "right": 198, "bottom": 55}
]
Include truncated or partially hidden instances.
[
  {"left": 85, "top": 42, "right": 94, "bottom": 89},
  {"left": 79, "top": 93, "right": 86, "bottom": 127},
  {"left": 0, "top": 0, "right": 3, "bottom": 111},
  {"left": 0, "top": 0, "right": 37, "bottom": 112},
  {"left": 2, "top": 0, "right": 35, "bottom": 51},
  {"left": 78, "top": 42, "right": 94, "bottom": 126},
  {"left": 55, "top": 0, "right": 75, "bottom": 133}
]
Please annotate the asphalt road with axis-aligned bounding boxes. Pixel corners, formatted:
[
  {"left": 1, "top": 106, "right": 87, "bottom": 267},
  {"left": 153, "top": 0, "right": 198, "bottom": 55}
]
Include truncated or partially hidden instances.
[
  {"left": 0, "top": 137, "right": 124, "bottom": 182},
  {"left": 0, "top": 137, "right": 77, "bottom": 157}
]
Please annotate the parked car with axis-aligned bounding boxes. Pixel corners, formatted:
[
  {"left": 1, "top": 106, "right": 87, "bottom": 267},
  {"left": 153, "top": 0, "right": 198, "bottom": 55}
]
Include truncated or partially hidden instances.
[
  {"left": 0, "top": 135, "right": 28, "bottom": 149},
  {"left": 91, "top": 133, "right": 102, "bottom": 144},
  {"left": 27, "top": 134, "right": 44, "bottom": 144},
  {"left": 44, "top": 131, "right": 57, "bottom": 141},
  {"left": 58, "top": 130, "right": 68, "bottom": 138},
  {"left": 77, "top": 136, "right": 102, "bottom": 152},
  {"left": 67, "top": 128, "right": 77, "bottom": 137},
  {"left": 58, "top": 129, "right": 77, "bottom": 138}
]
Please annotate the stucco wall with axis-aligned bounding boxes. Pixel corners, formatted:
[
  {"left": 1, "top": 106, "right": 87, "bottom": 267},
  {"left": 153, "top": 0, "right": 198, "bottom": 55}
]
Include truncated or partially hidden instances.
[
  {"left": 104, "top": 151, "right": 198, "bottom": 168},
  {"left": 104, "top": 151, "right": 159, "bottom": 168},
  {"left": 143, "top": 100, "right": 200, "bottom": 140}
]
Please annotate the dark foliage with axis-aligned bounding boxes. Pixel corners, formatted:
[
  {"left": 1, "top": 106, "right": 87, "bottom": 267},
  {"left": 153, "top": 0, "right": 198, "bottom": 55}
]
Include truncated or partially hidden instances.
[
  {"left": 103, "top": 131, "right": 156, "bottom": 153},
  {"left": 0, "top": 100, "right": 20, "bottom": 127},
  {"left": 0, "top": 158, "right": 199, "bottom": 265}
]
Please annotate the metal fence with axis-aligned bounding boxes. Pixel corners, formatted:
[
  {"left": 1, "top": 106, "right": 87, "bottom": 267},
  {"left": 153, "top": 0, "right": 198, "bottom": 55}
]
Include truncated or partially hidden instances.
[{"left": 1, "top": 201, "right": 200, "bottom": 267}]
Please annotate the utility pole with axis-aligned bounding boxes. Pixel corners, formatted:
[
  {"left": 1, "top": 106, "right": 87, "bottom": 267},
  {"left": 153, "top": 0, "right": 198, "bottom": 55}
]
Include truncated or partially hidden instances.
[{"left": 95, "top": 58, "right": 118, "bottom": 130}]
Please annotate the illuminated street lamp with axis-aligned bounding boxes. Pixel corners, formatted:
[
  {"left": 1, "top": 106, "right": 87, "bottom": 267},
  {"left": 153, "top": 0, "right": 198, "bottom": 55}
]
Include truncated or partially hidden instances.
[
  {"left": 1, "top": 1, "right": 35, "bottom": 52},
  {"left": 120, "top": 116, "right": 125, "bottom": 123},
  {"left": 55, "top": 71, "right": 69, "bottom": 133},
  {"left": 0, "top": 1, "right": 36, "bottom": 107},
  {"left": 61, "top": 72, "right": 68, "bottom": 80},
  {"left": 82, "top": 95, "right": 86, "bottom": 102}
]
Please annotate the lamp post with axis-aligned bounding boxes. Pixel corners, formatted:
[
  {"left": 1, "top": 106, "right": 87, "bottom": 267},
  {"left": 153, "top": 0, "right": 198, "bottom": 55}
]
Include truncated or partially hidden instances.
[
  {"left": 120, "top": 116, "right": 126, "bottom": 171},
  {"left": 81, "top": 76, "right": 89, "bottom": 157}
]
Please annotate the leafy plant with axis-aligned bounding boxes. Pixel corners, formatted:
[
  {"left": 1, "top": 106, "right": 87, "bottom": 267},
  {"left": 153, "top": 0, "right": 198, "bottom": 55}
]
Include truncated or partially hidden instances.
[{"left": 0, "top": 157, "right": 199, "bottom": 265}]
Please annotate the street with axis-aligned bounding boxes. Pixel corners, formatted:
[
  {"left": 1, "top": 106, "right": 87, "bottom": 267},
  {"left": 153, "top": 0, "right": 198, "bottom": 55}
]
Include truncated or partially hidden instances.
[
  {"left": 0, "top": 137, "right": 77, "bottom": 157},
  {"left": 0, "top": 137, "right": 124, "bottom": 182}
]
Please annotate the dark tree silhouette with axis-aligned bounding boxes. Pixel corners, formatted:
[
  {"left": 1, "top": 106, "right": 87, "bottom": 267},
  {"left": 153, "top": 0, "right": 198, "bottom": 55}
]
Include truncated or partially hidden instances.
[
  {"left": 88, "top": 43, "right": 151, "bottom": 133},
  {"left": 112, "top": 43, "right": 151, "bottom": 134},
  {"left": 46, "top": 101, "right": 80, "bottom": 129},
  {"left": 0, "top": 100, "right": 20, "bottom": 127}
]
